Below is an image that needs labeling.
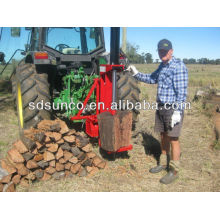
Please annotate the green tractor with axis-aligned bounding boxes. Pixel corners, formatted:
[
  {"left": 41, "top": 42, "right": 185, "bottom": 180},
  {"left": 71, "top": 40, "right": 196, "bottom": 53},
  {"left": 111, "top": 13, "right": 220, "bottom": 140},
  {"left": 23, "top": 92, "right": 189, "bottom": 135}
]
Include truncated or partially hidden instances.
[{"left": 0, "top": 27, "right": 140, "bottom": 134}]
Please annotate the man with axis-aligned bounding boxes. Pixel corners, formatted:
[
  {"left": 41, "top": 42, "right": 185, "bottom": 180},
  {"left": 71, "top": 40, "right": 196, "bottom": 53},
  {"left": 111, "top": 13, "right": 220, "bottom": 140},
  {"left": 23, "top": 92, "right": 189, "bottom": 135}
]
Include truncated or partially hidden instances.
[{"left": 128, "top": 39, "right": 188, "bottom": 184}]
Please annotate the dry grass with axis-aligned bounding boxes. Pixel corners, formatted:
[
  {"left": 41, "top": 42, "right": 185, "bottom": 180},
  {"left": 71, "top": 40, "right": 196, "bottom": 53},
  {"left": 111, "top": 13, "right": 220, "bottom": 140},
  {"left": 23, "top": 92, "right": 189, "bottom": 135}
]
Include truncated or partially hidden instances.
[{"left": 1, "top": 64, "right": 220, "bottom": 191}]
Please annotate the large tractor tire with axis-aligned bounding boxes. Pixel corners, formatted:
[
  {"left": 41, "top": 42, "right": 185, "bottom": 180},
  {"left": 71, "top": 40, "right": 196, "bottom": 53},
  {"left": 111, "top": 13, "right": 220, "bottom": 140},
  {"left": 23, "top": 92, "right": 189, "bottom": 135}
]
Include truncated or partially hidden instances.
[
  {"left": 116, "top": 71, "right": 140, "bottom": 126},
  {"left": 13, "top": 63, "right": 51, "bottom": 132}
]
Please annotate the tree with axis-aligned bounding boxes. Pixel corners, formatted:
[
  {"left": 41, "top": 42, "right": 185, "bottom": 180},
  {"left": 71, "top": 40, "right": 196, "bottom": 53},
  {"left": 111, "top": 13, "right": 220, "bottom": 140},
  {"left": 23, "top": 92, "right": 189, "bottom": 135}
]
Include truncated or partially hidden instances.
[{"left": 145, "top": 53, "right": 153, "bottom": 64}]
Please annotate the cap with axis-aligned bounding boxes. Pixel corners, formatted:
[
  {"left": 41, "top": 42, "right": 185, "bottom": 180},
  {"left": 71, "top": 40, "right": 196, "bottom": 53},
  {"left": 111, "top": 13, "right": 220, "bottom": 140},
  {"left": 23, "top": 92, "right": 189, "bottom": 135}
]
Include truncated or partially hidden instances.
[{"left": 157, "top": 39, "right": 172, "bottom": 51}]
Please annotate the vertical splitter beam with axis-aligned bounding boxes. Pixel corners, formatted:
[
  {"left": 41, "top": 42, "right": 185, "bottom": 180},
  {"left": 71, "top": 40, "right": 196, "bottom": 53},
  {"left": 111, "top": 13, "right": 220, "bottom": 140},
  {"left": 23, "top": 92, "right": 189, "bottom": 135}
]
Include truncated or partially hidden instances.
[{"left": 110, "top": 27, "right": 120, "bottom": 103}]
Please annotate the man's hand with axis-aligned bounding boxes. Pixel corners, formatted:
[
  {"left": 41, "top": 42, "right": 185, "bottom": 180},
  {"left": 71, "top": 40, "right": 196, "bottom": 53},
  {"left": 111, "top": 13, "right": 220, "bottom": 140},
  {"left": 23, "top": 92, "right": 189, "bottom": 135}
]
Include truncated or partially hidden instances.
[
  {"left": 170, "top": 111, "right": 181, "bottom": 128},
  {"left": 127, "top": 65, "right": 139, "bottom": 76}
]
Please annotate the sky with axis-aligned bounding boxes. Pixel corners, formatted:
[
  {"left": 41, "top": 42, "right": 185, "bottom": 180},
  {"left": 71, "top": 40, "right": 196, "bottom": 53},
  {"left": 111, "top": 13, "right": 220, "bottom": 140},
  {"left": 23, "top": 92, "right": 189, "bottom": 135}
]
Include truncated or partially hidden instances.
[{"left": 0, "top": 27, "right": 220, "bottom": 62}]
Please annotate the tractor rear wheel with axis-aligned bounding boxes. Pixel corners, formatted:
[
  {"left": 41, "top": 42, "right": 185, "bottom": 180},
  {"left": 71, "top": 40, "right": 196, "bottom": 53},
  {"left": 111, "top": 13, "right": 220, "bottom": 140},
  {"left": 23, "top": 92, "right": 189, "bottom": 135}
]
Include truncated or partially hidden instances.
[
  {"left": 13, "top": 63, "right": 51, "bottom": 132},
  {"left": 116, "top": 71, "right": 140, "bottom": 127}
]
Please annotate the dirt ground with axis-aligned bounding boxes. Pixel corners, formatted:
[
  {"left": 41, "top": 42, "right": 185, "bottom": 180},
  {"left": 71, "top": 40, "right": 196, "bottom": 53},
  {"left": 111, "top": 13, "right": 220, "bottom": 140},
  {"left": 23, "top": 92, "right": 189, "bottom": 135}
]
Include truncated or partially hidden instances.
[{"left": 0, "top": 69, "right": 220, "bottom": 191}]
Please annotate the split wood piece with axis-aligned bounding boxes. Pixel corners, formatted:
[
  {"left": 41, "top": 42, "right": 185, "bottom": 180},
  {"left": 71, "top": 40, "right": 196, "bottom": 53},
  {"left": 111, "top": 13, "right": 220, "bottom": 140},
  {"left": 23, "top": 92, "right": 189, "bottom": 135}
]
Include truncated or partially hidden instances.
[
  {"left": 37, "top": 160, "right": 49, "bottom": 169},
  {"left": 0, "top": 183, "right": 4, "bottom": 192},
  {"left": 20, "top": 178, "right": 29, "bottom": 187},
  {"left": 63, "top": 135, "right": 76, "bottom": 143},
  {"left": 15, "top": 163, "right": 29, "bottom": 176},
  {"left": 49, "top": 160, "right": 56, "bottom": 167},
  {"left": 26, "top": 160, "right": 38, "bottom": 169},
  {"left": 20, "top": 135, "right": 36, "bottom": 151},
  {"left": 81, "top": 144, "right": 92, "bottom": 153},
  {"left": 0, "top": 174, "right": 12, "bottom": 184},
  {"left": 43, "top": 151, "right": 55, "bottom": 162},
  {"left": 65, "top": 162, "right": 72, "bottom": 170},
  {"left": 59, "top": 158, "right": 66, "bottom": 164},
  {"left": 1, "top": 159, "right": 16, "bottom": 174},
  {"left": 60, "top": 143, "right": 71, "bottom": 151},
  {"left": 78, "top": 167, "right": 87, "bottom": 177},
  {"left": 45, "top": 166, "right": 56, "bottom": 175},
  {"left": 71, "top": 147, "right": 81, "bottom": 157},
  {"left": 75, "top": 135, "right": 89, "bottom": 148},
  {"left": 56, "top": 148, "right": 63, "bottom": 160},
  {"left": 97, "top": 111, "right": 132, "bottom": 152},
  {"left": 69, "top": 156, "right": 78, "bottom": 164},
  {"left": 34, "top": 132, "right": 45, "bottom": 143},
  {"left": 33, "top": 154, "right": 44, "bottom": 162},
  {"left": 3, "top": 182, "right": 15, "bottom": 192},
  {"left": 55, "top": 119, "right": 69, "bottom": 134},
  {"left": 26, "top": 172, "right": 36, "bottom": 181},
  {"left": 86, "top": 152, "right": 97, "bottom": 159},
  {"left": 92, "top": 156, "right": 103, "bottom": 167},
  {"left": 96, "top": 161, "right": 107, "bottom": 169},
  {"left": 56, "top": 163, "right": 65, "bottom": 171},
  {"left": 7, "top": 148, "right": 24, "bottom": 163},
  {"left": 87, "top": 166, "right": 99, "bottom": 177},
  {"left": 47, "top": 144, "right": 59, "bottom": 153},
  {"left": 70, "top": 163, "right": 81, "bottom": 174},
  {"left": 45, "top": 132, "right": 62, "bottom": 142},
  {"left": 34, "top": 169, "right": 44, "bottom": 180},
  {"left": 64, "top": 151, "right": 73, "bottom": 161},
  {"left": 67, "top": 129, "right": 76, "bottom": 136},
  {"left": 37, "top": 120, "right": 60, "bottom": 131},
  {"left": 57, "top": 139, "right": 64, "bottom": 145},
  {"left": 12, "top": 174, "right": 21, "bottom": 185},
  {"left": 13, "top": 140, "right": 28, "bottom": 154},
  {"left": 41, "top": 172, "right": 51, "bottom": 181},
  {"left": 23, "top": 152, "right": 34, "bottom": 162}
]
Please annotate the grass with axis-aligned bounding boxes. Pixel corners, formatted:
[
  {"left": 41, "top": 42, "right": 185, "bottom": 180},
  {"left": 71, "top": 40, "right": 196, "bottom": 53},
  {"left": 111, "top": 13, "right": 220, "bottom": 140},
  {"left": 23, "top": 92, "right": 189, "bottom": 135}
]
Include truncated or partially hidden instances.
[
  {"left": 135, "top": 63, "right": 220, "bottom": 89},
  {"left": 0, "top": 63, "right": 220, "bottom": 191}
]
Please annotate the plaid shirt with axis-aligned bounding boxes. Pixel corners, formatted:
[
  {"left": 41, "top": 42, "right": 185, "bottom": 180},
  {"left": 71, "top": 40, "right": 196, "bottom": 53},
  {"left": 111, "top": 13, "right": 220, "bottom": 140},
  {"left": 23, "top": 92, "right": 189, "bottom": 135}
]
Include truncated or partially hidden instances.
[{"left": 134, "top": 57, "right": 188, "bottom": 112}]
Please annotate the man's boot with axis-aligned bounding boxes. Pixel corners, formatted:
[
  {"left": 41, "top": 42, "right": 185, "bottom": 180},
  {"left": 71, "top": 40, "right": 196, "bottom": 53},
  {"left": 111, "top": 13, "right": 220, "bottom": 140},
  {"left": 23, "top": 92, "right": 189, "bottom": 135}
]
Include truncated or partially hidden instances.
[
  {"left": 159, "top": 160, "right": 179, "bottom": 184},
  {"left": 149, "top": 154, "right": 170, "bottom": 173}
]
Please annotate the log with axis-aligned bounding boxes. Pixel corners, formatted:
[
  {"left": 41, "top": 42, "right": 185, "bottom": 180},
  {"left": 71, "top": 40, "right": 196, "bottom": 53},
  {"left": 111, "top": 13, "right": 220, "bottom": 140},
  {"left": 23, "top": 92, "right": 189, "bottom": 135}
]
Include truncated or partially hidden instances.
[
  {"left": 50, "top": 123, "right": 61, "bottom": 132},
  {"left": 81, "top": 158, "right": 92, "bottom": 167},
  {"left": 58, "top": 158, "right": 66, "bottom": 164},
  {"left": 13, "top": 140, "right": 28, "bottom": 154},
  {"left": 37, "top": 120, "right": 59, "bottom": 131},
  {"left": 77, "top": 152, "right": 86, "bottom": 161},
  {"left": 57, "top": 139, "right": 64, "bottom": 145},
  {"left": 75, "top": 135, "right": 89, "bottom": 148},
  {"left": 43, "top": 151, "right": 55, "bottom": 162},
  {"left": 1, "top": 159, "right": 16, "bottom": 174},
  {"left": 7, "top": 148, "right": 24, "bottom": 163},
  {"left": 67, "top": 129, "right": 76, "bottom": 136}
]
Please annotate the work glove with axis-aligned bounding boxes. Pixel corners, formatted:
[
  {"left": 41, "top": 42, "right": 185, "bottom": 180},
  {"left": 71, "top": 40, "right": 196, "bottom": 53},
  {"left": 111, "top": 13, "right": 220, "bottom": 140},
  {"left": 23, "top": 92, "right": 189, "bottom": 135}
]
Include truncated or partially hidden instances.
[
  {"left": 127, "top": 65, "right": 139, "bottom": 76},
  {"left": 170, "top": 110, "right": 181, "bottom": 128}
]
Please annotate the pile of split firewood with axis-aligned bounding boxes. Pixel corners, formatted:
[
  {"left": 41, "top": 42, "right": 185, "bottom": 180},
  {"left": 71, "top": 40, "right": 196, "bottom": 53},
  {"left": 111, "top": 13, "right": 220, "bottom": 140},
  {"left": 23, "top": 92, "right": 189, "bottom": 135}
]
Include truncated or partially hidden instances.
[{"left": 0, "top": 119, "right": 107, "bottom": 192}]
